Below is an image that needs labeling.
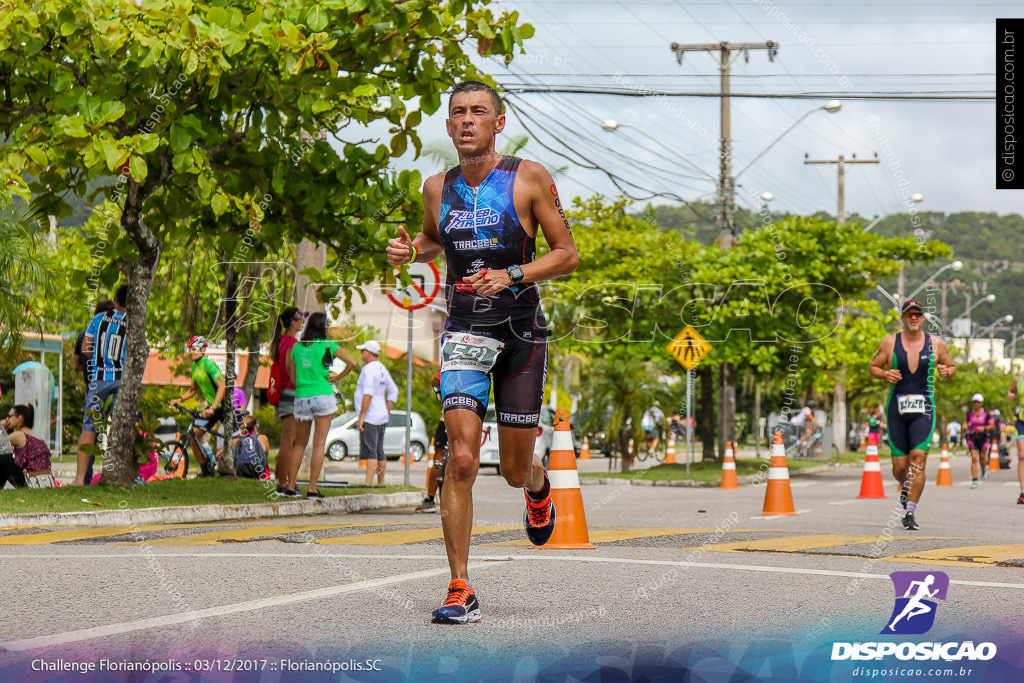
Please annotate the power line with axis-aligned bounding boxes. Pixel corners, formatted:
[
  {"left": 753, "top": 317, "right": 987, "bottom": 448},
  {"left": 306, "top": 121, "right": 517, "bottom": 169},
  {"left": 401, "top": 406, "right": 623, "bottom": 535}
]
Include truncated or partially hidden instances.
[{"left": 499, "top": 86, "right": 994, "bottom": 101}]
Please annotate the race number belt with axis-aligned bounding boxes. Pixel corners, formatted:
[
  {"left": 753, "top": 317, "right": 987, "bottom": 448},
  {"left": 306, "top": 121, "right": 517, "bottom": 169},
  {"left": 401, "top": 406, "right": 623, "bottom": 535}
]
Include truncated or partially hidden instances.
[
  {"left": 441, "top": 333, "right": 505, "bottom": 373},
  {"left": 897, "top": 394, "right": 926, "bottom": 415}
]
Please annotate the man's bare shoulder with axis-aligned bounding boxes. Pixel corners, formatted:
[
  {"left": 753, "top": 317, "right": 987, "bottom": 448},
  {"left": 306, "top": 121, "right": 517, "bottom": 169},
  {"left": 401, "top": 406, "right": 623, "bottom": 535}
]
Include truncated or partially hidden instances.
[
  {"left": 876, "top": 334, "right": 897, "bottom": 352},
  {"left": 515, "top": 159, "right": 555, "bottom": 187},
  {"left": 423, "top": 172, "right": 446, "bottom": 194}
]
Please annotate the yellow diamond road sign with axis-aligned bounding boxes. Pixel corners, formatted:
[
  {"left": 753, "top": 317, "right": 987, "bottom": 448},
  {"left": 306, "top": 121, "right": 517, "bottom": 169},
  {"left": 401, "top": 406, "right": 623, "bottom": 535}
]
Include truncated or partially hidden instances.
[{"left": 667, "top": 326, "right": 712, "bottom": 370}]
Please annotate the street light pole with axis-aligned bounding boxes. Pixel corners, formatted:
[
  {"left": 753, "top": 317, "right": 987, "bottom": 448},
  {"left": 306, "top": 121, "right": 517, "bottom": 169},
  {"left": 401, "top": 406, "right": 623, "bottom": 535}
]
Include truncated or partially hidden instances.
[
  {"left": 803, "top": 153, "right": 880, "bottom": 455},
  {"left": 671, "top": 39, "right": 778, "bottom": 462}
]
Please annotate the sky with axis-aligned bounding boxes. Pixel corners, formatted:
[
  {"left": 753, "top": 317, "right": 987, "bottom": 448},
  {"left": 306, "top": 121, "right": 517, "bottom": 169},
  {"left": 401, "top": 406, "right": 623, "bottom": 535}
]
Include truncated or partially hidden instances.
[{"left": 391, "top": 0, "right": 1015, "bottom": 223}]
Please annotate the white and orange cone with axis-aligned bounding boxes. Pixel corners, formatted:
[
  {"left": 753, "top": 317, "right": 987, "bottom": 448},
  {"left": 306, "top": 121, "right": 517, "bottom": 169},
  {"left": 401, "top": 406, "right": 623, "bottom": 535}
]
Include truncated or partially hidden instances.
[
  {"left": 857, "top": 433, "right": 887, "bottom": 498},
  {"left": 936, "top": 443, "right": 953, "bottom": 487},
  {"left": 539, "top": 409, "right": 596, "bottom": 549},
  {"left": 579, "top": 436, "right": 591, "bottom": 461},
  {"left": 665, "top": 432, "right": 676, "bottom": 465},
  {"left": 760, "top": 431, "right": 796, "bottom": 516},
  {"left": 988, "top": 441, "right": 1001, "bottom": 471},
  {"left": 720, "top": 440, "right": 738, "bottom": 490}
]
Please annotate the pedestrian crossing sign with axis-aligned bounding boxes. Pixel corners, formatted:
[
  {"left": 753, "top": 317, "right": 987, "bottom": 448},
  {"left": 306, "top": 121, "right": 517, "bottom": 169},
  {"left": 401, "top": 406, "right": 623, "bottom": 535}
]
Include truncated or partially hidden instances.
[{"left": 667, "top": 326, "right": 712, "bottom": 370}]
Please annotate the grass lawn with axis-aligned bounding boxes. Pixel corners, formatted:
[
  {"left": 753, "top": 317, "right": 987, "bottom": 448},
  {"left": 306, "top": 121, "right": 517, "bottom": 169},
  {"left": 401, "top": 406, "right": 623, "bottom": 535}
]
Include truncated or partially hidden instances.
[
  {"left": 0, "top": 478, "right": 417, "bottom": 514},
  {"left": 580, "top": 451, "right": 884, "bottom": 483}
]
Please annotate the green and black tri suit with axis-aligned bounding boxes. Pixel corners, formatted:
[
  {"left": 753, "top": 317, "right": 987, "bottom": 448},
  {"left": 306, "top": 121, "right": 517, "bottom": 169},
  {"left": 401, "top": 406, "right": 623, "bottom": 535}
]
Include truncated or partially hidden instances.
[{"left": 885, "top": 332, "right": 937, "bottom": 457}]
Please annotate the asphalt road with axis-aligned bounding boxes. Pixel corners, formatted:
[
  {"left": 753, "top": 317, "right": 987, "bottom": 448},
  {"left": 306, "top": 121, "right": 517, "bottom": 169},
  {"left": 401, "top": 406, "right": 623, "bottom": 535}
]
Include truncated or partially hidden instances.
[{"left": 2, "top": 455, "right": 1023, "bottom": 682}]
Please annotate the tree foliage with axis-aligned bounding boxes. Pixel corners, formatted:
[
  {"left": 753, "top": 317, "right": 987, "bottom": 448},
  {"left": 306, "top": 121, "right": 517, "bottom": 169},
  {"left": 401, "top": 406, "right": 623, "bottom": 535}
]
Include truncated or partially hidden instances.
[{"left": 0, "top": 0, "right": 533, "bottom": 484}]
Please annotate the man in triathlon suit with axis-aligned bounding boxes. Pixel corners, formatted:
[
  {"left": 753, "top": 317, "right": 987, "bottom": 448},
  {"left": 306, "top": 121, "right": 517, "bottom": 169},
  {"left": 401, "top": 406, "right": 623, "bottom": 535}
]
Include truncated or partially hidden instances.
[
  {"left": 386, "top": 80, "right": 578, "bottom": 624},
  {"left": 1007, "top": 377, "right": 1024, "bottom": 504},
  {"left": 869, "top": 300, "right": 956, "bottom": 530}
]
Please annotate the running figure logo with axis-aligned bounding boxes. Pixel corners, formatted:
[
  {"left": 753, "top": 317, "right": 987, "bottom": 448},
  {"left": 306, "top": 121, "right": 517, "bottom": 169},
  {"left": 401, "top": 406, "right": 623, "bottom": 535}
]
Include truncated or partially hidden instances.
[{"left": 881, "top": 571, "right": 949, "bottom": 635}]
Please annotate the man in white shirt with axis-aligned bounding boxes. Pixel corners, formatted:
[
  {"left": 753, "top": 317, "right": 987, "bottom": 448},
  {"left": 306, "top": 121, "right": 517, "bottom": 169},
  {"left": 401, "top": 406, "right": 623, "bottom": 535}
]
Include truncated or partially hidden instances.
[{"left": 354, "top": 340, "right": 398, "bottom": 485}]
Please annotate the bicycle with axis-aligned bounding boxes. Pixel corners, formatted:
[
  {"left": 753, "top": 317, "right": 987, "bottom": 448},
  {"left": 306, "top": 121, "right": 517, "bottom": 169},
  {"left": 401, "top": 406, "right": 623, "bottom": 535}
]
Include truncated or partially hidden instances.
[
  {"left": 635, "top": 432, "right": 667, "bottom": 463},
  {"left": 162, "top": 405, "right": 232, "bottom": 477}
]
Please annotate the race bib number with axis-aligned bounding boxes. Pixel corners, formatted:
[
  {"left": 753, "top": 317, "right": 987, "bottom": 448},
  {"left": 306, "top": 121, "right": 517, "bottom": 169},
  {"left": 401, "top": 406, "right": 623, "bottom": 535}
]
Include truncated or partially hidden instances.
[
  {"left": 897, "top": 394, "right": 926, "bottom": 415},
  {"left": 441, "top": 333, "right": 505, "bottom": 373}
]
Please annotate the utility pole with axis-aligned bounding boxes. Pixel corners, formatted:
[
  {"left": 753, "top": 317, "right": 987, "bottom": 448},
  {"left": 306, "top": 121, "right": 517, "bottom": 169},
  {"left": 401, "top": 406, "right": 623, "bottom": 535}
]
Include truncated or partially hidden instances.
[
  {"left": 671, "top": 40, "right": 777, "bottom": 460},
  {"left": 803, "top": 153, "right": 879, "bottom": 458}
]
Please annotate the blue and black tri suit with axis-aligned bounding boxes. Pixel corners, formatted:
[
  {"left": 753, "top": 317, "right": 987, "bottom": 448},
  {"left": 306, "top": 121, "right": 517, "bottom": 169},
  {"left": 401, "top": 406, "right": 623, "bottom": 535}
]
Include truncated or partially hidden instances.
[
  {"left": 437, "top": 155, "right": 548, "bottom": 428},
  {"left": 885, "top": 332, "right": 937, "bottom": 457}
]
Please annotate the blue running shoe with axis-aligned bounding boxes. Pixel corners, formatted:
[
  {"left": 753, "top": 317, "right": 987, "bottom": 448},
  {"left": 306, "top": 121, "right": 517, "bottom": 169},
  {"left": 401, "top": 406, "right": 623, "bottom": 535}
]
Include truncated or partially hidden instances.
[
  {"left": 523, "top": 476, "right": 556, "bottom": 546},
  {"left": 431, "top": 579, "right": 481, "bottom": 624}
]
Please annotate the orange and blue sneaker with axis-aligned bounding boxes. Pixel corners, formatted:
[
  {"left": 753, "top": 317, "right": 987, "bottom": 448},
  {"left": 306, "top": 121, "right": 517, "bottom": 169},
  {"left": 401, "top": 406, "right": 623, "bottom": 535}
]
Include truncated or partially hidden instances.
[
  {"left": 431, "top": 579, "right": 481, "bottom": 624},
  {"left": 523, "top": 474, "right": 556, "bottom": 546}
]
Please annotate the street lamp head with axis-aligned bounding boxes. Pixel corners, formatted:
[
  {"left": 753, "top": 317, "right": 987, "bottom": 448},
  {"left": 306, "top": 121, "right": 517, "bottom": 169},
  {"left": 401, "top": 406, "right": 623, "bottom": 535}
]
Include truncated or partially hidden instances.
[
  {"left": 823, "top": 100, "right": 842, "bottom": 113},
  {"left": 951, "top": 260, "right": 963, "bottom": 271},
  {"left": 601, "top": 119, "right": 620, "bottom": 132},
  {"left": 910, "top": 193, "right": 924, "bottom": 203},
  {"left": 1003, "top": 315, "right": 1014, "bottom": 323},
  {"left": 760, "top": 192, "right": 775, "bottom": 202},
  {"left": 986, "top": 294, "right": 996, "bottom": 302}
]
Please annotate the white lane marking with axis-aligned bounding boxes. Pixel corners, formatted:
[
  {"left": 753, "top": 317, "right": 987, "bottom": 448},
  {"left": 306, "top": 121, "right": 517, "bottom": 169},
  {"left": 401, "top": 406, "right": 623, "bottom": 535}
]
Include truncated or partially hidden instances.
[
  {"left": 3, "top": 553, "right": 1023, "bottom": 590},
  {"left": 789, "top": 481, "right": 814, "bottom": 488},
  {"left": 0, "top": 561, "right": 499, "bottom": 652},
  {"left": 828, "top": 500, "right": 857, "bottom": 506},
  {"left": 828, "top": 481, "right": 853, "bottom": 488}
]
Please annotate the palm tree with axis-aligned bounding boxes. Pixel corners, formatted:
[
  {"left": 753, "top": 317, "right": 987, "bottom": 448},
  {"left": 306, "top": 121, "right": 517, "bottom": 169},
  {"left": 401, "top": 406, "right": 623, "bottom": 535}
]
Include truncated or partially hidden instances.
[
  {"left": 579, "top": 350, "right": 674, "bottom": 472},
  {"left": 0, "top": 192, "right": 54, "bottom": 359}
]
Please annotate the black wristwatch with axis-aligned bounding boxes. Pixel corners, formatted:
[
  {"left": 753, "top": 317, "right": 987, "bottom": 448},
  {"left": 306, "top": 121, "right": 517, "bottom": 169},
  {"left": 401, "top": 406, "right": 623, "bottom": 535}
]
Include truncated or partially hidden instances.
[{"left": 507, "top": 265, "right": 525, "bottom": 285}]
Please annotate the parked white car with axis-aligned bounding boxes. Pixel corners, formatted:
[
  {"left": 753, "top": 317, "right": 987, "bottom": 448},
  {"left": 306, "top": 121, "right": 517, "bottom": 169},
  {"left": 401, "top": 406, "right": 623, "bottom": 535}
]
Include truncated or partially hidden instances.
[
  {"left": 325, "top": 411, "right": 429, "bottom": 462},
  {"left": 478, "top": 405, "right": 562, "bottom": 473}
]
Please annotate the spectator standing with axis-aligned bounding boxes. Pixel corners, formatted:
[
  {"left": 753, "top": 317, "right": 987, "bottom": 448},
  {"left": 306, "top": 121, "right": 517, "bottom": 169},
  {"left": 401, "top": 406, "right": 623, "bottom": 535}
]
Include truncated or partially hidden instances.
[
  {"left": 74, "top": 286, "right": 128, "bottom": 486},
  {"left": 354, "top": 340, "right": 398, "bottom": 486},
  {"left": 269, "top": 307, "right": 304, "bottom": 494},
  {"left": 287, "top": 312, "right": 356, "bottom": 498}
]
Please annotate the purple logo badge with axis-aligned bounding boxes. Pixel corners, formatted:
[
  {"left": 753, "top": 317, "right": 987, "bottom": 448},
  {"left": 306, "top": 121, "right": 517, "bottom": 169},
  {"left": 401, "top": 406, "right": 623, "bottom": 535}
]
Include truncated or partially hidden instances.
[{"left": 881, "top": 571, "right": 949, "bottom": 635}]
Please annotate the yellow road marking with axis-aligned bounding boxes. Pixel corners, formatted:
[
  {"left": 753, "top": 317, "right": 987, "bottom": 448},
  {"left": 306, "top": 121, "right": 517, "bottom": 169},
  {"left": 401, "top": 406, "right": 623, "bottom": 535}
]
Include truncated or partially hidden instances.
[
  {"left": 695, "top": 534, "right": 883, "bottom": 553},
  {"left": 883, "top": 544, "right": 1024, "bottom": 567},
  {"left": 480, "top": 527, "right": 707, "bottom": 547},
  {"left": 319, "top": 525, "right": 512, "bottom": 546},
  {"left": 0, "top": 524, "right": 210, "bottom": 545},
  {"left": 136, "top": 523, "right": 380, "bottom": 546}
]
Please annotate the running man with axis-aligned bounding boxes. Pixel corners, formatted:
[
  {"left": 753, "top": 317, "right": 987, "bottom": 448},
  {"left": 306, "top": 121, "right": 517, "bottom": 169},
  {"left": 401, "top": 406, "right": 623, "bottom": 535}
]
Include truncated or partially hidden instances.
[
  {"left": 886, "top": 574, "right": 939, "bottom": 632},
  {"left": 386, "top": 80, "right": 578, "bottom": 624},
  {"left": 1007, "top": 376, "right": 1024, "bottom": 504},
  {"left": 869, "top": 300, "right": 956, "bottom": 530}
]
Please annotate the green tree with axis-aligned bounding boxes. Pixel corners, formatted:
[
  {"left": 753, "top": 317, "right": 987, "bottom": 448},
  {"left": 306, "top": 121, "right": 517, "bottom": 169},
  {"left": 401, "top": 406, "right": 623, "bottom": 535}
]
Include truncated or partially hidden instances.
[{"left": 1, "top": 0, "right": 532, "bottom": 485}]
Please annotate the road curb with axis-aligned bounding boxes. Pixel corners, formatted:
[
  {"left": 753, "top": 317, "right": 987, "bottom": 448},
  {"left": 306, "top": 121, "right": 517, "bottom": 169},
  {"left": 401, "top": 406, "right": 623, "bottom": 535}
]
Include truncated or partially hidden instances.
[
  {"left": 0, "top": 491, "right": 422, "bottom": 527},
  {"left": 579, "top": 464, "right": 844, "bottom": 488}
]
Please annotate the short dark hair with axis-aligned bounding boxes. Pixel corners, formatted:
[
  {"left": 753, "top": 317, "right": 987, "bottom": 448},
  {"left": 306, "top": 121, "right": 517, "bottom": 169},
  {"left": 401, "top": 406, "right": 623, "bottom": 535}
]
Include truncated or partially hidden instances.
[
  {"left": 12, "top": 404, "right": 34, "bottom": 429},
  {"left": 95, "top": 299, "right": 115, "bottom": 314},
  {"left": 449, "top": 81, "right": 503, "bottom": 115},
  {"left": 115, "top": 285, "right": 129, "bottom": 308}
]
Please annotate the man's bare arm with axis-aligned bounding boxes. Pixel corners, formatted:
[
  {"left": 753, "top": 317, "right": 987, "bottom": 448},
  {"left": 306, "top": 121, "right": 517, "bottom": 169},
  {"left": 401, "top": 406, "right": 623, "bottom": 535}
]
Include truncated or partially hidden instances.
[
  {"left": 870, "top": 337, "right": 900, "bottom": 383},
  {"left": 386, "top": 173, "right": 445, "bottom": 267},
  {"left": 934, "top": 338, "right": 956, "bottom": 379}
]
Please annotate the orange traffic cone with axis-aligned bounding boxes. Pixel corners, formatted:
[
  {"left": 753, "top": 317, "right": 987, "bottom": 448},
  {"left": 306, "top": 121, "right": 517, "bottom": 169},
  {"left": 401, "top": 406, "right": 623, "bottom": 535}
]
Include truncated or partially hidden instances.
[
  {"left": 936, "top": 444, "right": 953, "bottom": 487},
  {"left": 665, "top": 433, "right": 676, "bottom": 464},
  {"left": 760, "top": 431, "right": 797, "bottom": 515},
  {"left": 720, "top": 440, "right": 738, "bottom": 490},
  {"left": 579, "top": 436, "right": 591, "bottom": 461},
  {"left": 859, "top": 435, "right": 866, "bottom": 451},
  {"left": 538, "top": 409, "right": 595, "bottom": 549},
  {"left": 359, "top": 458, "right": 367, "bottom": 468},
  {"left": 988, "top": 441, "right": 1001, "bottom": 471},
  {"left": 628, "top": 437, "right": 635, "bottom": 464},
  {"left": 857, "top": 433, "right": 887, "bottom": 499}
]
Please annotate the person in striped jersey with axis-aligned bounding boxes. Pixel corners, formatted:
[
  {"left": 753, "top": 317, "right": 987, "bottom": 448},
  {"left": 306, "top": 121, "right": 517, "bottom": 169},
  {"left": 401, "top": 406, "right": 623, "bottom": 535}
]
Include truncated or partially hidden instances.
[{"left": 73, "top": 285, "right": 128, "bottom": 486}]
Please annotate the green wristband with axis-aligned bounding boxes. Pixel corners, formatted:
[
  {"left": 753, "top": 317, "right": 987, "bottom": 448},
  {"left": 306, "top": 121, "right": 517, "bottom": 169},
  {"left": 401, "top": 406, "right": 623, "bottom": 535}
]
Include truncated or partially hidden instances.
[{"left": 409, "top": 244, "right": 418, "bottom": 263}]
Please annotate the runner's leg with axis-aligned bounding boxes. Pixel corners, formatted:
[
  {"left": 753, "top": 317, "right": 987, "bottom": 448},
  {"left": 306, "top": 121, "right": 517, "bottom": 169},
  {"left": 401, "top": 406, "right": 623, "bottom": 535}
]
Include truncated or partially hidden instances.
[{"left": 440, "top": 409, "right": 483, "bottom": 581}]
